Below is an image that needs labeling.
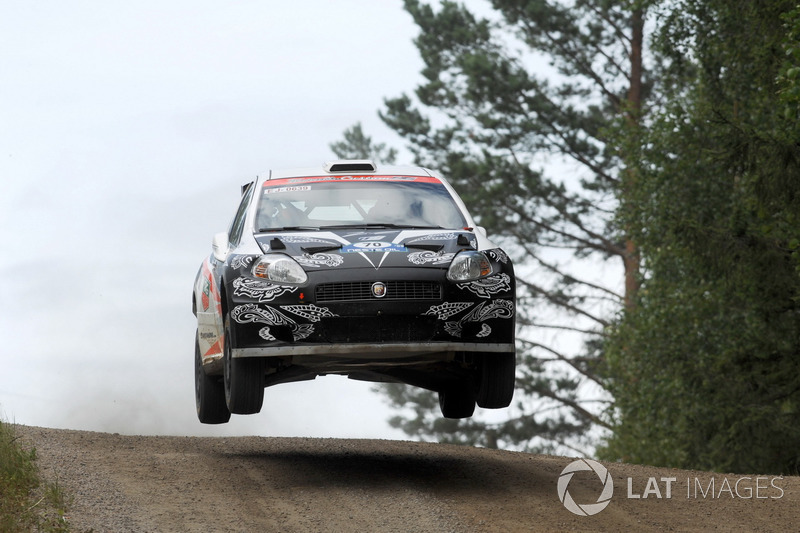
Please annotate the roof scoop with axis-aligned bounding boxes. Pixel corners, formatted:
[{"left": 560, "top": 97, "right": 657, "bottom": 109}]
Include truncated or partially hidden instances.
[{"left": 324, "top": 160, "right": 377, "bottom": 173}]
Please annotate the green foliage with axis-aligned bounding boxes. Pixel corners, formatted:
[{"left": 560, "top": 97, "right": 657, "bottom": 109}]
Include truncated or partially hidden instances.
[
  {"left": 778, "top": 5, "right": 800, "bottom": 131},
  {"left": 0, "top": 420, "right": 39, "bottom": 531},
  {"left": 604, "top": 271, "right": 800, "bottom": 473},
  {"left": 0, "top": 420, "right": 74, "bottom": 532},
  {"left": 329, "top": 122, "right": 397, "bottom": 164},
  {"left": 334, "top": 0, "right": 800, "bottom": 472},
  {"left": 600, "top": 0, "right": 800, "bottom": 474}
]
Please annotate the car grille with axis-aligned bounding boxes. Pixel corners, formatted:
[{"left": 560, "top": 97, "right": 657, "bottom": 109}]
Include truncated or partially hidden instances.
[
  {"left": 315, "top": 281, "right": 442, "bottom": 302},
  {"left": 318, "top": 316, "right": 439, "bottom": 343}
]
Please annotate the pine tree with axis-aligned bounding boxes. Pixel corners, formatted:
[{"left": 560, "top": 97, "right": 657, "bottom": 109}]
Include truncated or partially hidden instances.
[
  {"left": 330, "top": 122, "right": 398, "bottom": 164},
  {"left": 331, "top": 0, "right": 655, "bottom": 452}
]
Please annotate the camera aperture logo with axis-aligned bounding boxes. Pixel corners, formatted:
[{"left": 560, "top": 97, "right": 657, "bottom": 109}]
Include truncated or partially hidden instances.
[
  {"left": 557, "top": 459, "right": 614, "bottom": 516},
  {"left": 558, "top": 459, "right": 786, "bottom": 517}
]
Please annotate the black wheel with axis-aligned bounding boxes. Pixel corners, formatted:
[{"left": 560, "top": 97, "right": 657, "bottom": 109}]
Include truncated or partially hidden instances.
[
  {"left": 438, "top": 385, "right": 476, "bottom": 419},
  {"left": 476, "top": 353, "right": 516, "bottom": 409},
  {"left": 223, "top": 316, "right": 265, "bottom": 414},
  {"left": 195, "top": 331, "right": 231, "bottom": 424}
]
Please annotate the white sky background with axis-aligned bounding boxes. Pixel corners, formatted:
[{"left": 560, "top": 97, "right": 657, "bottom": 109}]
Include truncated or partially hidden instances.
[{"left": 0, "top": 1, "right": 429, "bottom": 438}]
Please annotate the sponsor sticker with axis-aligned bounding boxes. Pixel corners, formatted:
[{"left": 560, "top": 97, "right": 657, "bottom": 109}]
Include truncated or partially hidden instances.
[
  {"left": 262, "top": 175, "right": 441, "bottom": 188},
  {"left": 342, "top": 241, "right": 408, "bottom": 253},
  {"left": 263, "top": 185, "right": 312, "bottom": 194}
]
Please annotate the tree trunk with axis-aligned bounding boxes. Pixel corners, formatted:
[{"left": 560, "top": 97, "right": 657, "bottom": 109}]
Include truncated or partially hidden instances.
[{"left": 623, "top": 6, "right": 644, "bottom": 310}]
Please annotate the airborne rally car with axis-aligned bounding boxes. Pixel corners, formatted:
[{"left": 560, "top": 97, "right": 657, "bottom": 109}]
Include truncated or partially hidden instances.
[{"left": 192, "top": 160, "right": 516, "bottom": 424}]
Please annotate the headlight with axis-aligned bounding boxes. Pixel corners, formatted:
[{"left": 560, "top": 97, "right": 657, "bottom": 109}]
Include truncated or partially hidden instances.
[
  {"left": 251, "top": 254, "right": 308, "bottom": 284},
  {"left": 446, "top": 251, "right": 492, "bottom": 281}
]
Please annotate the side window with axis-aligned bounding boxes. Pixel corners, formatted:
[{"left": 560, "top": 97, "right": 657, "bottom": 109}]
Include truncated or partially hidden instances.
[{"left": 228, "top": 183, "right": 254, "bottom": 246}]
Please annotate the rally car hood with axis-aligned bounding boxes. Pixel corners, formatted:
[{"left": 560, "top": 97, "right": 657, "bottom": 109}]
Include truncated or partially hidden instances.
[{"left": 254, "top": 228, "right": 478, "bottom": 271}]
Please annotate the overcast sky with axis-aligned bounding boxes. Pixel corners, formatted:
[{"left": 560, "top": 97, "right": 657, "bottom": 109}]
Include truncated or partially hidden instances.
[{"left": 0, "top": 1, "right": 436, "bottom": 438}]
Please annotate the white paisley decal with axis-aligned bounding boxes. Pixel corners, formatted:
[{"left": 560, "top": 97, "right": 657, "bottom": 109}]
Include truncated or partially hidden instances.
[
  {"left": 487, "top": 249, "right": 509, "bottom": 264},
  {"left": 442, "top": 300, "right": 515, "bottom": 338},
  {"left": 476, "top": 323, "right": 492, "bottom": 337},
  {"left": 423, "top": 302, "right": 473, "bottom": 320},
  {"left": 407, "top": 251, "right": 455, "bottom": 265},
  {"left": 231, "top": 303, "right": 315, "bottom": 341},
  {"left": 231, "top": 304, "right": 294, "bottom": 326},
  {"left": 293, "top": 253, "right": 344, "bottom": 268},
  {"left": 444, "top": 322, "right": 464, "bottom": 337},
  {"left": 457, "top": 273, "right": 512, "bottom": 298},
  {"left": 229, "top": 255, "right": 256, "bottom": 270},
  {"left": 291, "top": 324, "right": 315, "bottom": 341},
  {"left": 464, "top": 299, "right": 515, "bottom": 321},
  {"left": 406, "top": 232, "right": 458, "bottom": 242},
  {"left": 232, "top": 278, "right": 298, "bottom": 302},
  {"left": 258, "top": 327, "right": 276, "bottom": 341},
  {"left": 281, "top": 304, "right": 338, "bottom": 322}
]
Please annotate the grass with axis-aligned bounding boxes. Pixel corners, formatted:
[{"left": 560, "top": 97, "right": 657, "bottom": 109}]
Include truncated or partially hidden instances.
[{"left": 0, "top": 419, "right": 74, "bottom": 532}]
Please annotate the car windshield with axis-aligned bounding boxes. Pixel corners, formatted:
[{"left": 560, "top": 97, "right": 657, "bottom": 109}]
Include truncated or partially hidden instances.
[{"left": 255, "top": 177, "right": 468, "bottom": 231}]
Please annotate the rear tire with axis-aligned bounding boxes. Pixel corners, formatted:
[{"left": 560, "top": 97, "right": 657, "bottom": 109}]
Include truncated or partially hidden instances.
[
  {"left": 476, "top": 353, "right": 516, "bottom": 409},
  {"left": 195, "top": 331, "right": 231, "bottom": 424},
  {"left": 223, "top": 316, "right": 266, "bottom": 414},
  {"left": 438, "top": 385, "right": 476, "bottom": 419}
]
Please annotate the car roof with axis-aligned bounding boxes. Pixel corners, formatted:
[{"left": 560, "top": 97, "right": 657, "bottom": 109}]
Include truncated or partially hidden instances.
[{"left": 266, "top": 160, "right": 437, "bottom": 181}]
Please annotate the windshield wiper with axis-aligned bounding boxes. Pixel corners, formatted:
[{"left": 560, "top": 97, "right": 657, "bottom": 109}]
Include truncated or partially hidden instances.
[
  {"left": 257, "top": 226, "right": 320, "bottom": 233},
  {"left": 318, "top": 223, "right": 445, "bottom": 230}
]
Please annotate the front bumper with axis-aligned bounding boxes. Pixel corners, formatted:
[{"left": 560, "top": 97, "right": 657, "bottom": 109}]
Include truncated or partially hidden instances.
[
  {"left": 232, "top": 341, "right": 515, "bottom": 359},
  {"left": 224, "top": 263, "right": 516, "bottom": 359}
]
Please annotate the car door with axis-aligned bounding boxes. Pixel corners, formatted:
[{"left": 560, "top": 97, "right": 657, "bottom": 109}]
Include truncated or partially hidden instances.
[{"left": 196, "top": 183, "right": 255, "bottom": 364}]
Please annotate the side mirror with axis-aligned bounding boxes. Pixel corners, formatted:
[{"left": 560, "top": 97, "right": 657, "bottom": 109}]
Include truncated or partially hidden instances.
[
  {"left": 211, "top": 232, "right": 229, "bottom": 262},
  {"left": 475, "top": 226, "right": 488, "bottom": 238}
]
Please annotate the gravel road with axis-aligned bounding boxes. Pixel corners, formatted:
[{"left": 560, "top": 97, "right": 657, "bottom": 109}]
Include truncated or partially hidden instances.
[{"left": 16, "top": 426, "right": 800, "bottom": 532}]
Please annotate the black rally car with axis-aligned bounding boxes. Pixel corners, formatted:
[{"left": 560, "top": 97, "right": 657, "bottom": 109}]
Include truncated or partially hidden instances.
[{"left": 192, "top": 160, "right": 515, "bottom": 423}]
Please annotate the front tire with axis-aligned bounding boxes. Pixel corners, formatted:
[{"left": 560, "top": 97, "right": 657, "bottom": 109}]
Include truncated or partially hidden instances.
[
  {"left": 223, "top": 316, "right": 265, "bottom": 414},
  {"left": 438, "top": 385, "right": 476, "bottom": 419},
  {"left": 195, "top": 331, "right": 231, "bottom": 424},
  {"left": 475, "top": 353, "right": 516, "bottom": 409}
]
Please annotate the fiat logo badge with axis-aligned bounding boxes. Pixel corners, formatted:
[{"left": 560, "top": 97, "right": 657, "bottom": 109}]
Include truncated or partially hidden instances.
[{"left": 371, "top": 282, "right": 387, "bottom": 298}]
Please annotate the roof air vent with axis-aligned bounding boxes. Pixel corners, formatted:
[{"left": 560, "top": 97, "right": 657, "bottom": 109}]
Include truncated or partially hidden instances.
[{"left": 324, "top": 160, "right": 377, "bottom": 173}]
